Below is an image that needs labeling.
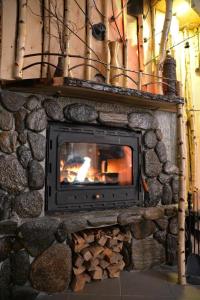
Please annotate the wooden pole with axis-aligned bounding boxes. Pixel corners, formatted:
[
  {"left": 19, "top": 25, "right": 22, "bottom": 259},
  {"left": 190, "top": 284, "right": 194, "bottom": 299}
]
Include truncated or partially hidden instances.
[
  {"left": 63, "top": 0, "right": 70, "bottom": 77},
  {"left": 104, "top": 0, "right": 110, "bottom": 84},
  {"left": 14, "top": 0, "right": 28, "bottom": 79},
  {"left": 85, "top": 0, "right": 92, "bottom": 80},
  {"left": 121, "top": 0, "right": 128, "bottom": 88},
  {"left": 157, "top": 0, "right": 173, "bottom": 94},
  {"left": 177, "top": 103, "right": 187, "bottom": 285},
  {"left": 42, "top": 0, "right": 51, "bottom": 78}
]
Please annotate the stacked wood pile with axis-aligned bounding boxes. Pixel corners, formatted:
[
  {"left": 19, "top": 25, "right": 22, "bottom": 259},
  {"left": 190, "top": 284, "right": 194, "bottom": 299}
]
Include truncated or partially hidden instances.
[{"left": 71, "top": 227, "right": 131, "bottom": 291}]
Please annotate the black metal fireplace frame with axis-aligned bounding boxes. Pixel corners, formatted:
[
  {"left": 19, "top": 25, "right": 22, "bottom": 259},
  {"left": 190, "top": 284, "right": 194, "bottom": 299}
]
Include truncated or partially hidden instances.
[{"left": 46, "top": 122, "right": 142, "bottom": 212}]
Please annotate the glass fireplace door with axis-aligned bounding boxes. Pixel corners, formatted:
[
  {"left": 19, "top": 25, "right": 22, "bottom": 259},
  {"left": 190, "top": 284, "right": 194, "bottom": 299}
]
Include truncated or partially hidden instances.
[{"left": 59, "top": 143, "right": 133, "bottom": 187}]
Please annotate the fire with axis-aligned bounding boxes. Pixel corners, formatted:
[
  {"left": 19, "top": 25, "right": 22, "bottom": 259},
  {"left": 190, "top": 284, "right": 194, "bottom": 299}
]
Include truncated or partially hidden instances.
[{"left": 60, "top": 146, "right": 133, "bottom": 186}]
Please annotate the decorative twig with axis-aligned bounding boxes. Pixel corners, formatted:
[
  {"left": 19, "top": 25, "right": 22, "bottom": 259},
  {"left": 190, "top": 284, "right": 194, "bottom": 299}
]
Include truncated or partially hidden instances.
[{"left": 14, "top": 0, "right": 28, "bottom": 79}]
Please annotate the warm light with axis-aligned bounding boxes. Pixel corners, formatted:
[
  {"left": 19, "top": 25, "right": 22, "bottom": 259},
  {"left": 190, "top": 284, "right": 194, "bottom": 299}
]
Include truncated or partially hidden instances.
[{"left": 175, "top": 1, "right": 190, "bottom": 16}]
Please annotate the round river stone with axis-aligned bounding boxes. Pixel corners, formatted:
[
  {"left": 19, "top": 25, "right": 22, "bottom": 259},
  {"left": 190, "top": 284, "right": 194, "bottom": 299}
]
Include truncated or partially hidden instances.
[
  {"left": 17, "top": 145, "right": 32, "bottom": 168},
  {"left": 18, "top": 217, "right": 60, "bottom": 257},
  {"left": 14, "top": 108, "right": 28, "bottom": 133},
  {"left": 129, "top": 112, "right": 158, "bottom": 130},
  {"left": 30, "top": 244, "right": 72, "bottom": 293},
  {"left": 162, "top": 184, "right": 173, "bottom": 205},
  {"left": 155, "top": 141, "right": 167, "bottom": 163},
  {"left": 0, "top": 105, "right": 13, "bottom": 130},
  {"left": 0, "top": 155, "right": 27, "bottom": 193},
  {"left": 143, "top": 130, "right": 157, "bottom": 149},
  {"left": 0, "top": 131, "right": 18, "bottom": 154},
  {"left": 145, "top": 178, "right": 163, "bottom": 207},
  {"left": 0, "top": 91, "right": 26, "bottom": 112},
  {"left": 64, "top": 103, "right": 98, "bottom": 123},
  {"left": 26, "top": 108, "right": 47, "bottom": 132},
  {"left": 144, "top": 149, "right": 162, "bottom": 178},
  {"left": 10, "top": 249, "right": 30, "bottom": 285},
  {"left": 43, "top": 99, "right": 64, "bottom": 121},
  {"left": 14, "top": 191, "right": 43, "bottom": 218},
  {"left": 28, "top": 160, "right": 45, "bottom": 190},
  {"left": 28, "top": 132, "right": 46, "bottom": 161}
]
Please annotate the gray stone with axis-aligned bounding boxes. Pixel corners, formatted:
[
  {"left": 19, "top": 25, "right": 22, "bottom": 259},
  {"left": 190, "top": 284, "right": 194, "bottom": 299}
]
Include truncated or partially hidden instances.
[
  {"left": 17, "top": 145, "right": 32, "bottom": 168},
  {"left": 0, "top": 192, "right": 12, "bottom": 221},
  {"left": 64, "top": 103, "right": 98, "bottom": 123},
  {"left": 18, "top": 131, "right": 27, "bottom": 145},
  {"left": 130, "top": 219, "right": 156, "bottom": 239},
  {"left": 0, "top": 220, "right": 18, "bottom": 235},
  {"left": 143, "top": 130, "right": 157, "bottom": 149},
  {"left": 162, "top": 184, "right": 173, "bottom": 205},
  {"left": 155, "top": 129, "right": 163, "bottom": 141},
  {"left": 10, "top": 250, "right": 30, "bottom": 285},
  {"left": 169, "top": 217, "right": 178, "bottom": 235},
  {"left": 163, "top": 161, "right": 179, "bottom": 175},
  {"left": 0, "top": 105, "right": 13, "bottom": 130},
  {"left": 28, "top": 160, "right": 45, "bottom": 190},
  {"left": 164, "top": 206, "right": 177, "bottom": 217},
  {"left": 14, "top": 108, "right": 28, "bottom": 133},
  {"left": 143, "top": 207, "right": 164, "bottom": 220},
  {"left": 0, "top": 259, "right": 11, "bottom": 288},
  {"left": 166, "top": 233, "right": 177, "bottom": 265},
  {"left": 155, "top": 217, "right": 168, "bottom": 231},
  {"left": 26, "top": 108, "right": 47, "bottom": 132},
  {"left": 18, "top": 217, "right": 59, "bottom": 257},
  {"left": 14, "top": 191, "right": 43, "bottom": 218},
  {"left": 56, "top": 218, "right": 88, "bottom": 241},
  {"left": 0, "top": 237, "right": 12, "bottom": 262},
  {"left": 30, "top": 244, "right": 72, "bottom": 293},
  {"left": 11, "top": 286, "right": 38, "bottom": 300},
  {"left": 144, "top": 149, "right": 162, "bottom": 178},
  {"left": 0, "top": 131, "right": 18, "bottom": 154},
  {"left": 158, "top": 172, "right": 172, "bottom": 184},
  {"left": 155, "top": 141, "right": 167, "bottom": 163},
  {"left": 145, "top": 178, "right": 163, "bottom": 207},
  {"left": 0, "top": 91, "right": 26, "bottom": 112},
  {"left": 171, "top": 175, "right": 179, "bottom": 194},
  {"left": 25, "top": 95, "right": 41, "bottom": 111},
  {"left": 131, "top": 237, "right": 165, "bottom": 270},
  {"left": 0, "top": 155, "right": 27, "bottom": 193},
  {"left": 153, "top": 230, "right": 167, "bottom": 245},
  {"left": 172, "top": 194, "right": 179, "bottom": 204},
  {"left": 87, "top": 215, "right": 118, "bottom": 227},
  {"left": 28, "top": 132, "right": 46, "bottom": 161},
  {"left": 118, "top": 212, "right": 142, "bottom": 225},
  {"left": 43, "top": 99, "right": 64, "bottom": 120},
  {"left": 128, "top": 112, "right": 158, "bottom": 130},
  {"left": 98, "top": 112, "right": 128, "bottom": 127}
]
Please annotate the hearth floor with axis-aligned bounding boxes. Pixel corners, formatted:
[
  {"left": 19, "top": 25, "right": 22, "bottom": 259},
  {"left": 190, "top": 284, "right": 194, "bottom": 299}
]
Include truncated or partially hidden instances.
[{"left": 37, "top": 266, "right": 200, "bottom": 300}]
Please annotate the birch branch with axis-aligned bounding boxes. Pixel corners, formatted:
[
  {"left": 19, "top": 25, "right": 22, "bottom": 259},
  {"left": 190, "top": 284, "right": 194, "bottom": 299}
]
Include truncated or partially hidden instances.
[{"left": 14, "top": 0, "right": 28, "bottom": 79}]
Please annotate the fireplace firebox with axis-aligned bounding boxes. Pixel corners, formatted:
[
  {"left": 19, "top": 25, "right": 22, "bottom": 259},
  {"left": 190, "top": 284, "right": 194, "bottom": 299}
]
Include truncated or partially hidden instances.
[{"left": 46, "top": 123, "right": 142, "bottom": 212}]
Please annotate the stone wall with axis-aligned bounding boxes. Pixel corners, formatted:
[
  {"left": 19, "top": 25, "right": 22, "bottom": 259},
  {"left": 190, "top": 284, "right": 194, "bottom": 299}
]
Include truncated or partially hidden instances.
[{"left": 0, "top": 90, "right": 179, "bottom": 299}]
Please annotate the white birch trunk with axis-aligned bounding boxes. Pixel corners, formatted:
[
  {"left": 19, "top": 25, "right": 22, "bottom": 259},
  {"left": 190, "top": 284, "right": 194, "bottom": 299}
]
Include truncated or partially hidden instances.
[{"left": 14, "top": 0, "right": 28, "bottom": 79}]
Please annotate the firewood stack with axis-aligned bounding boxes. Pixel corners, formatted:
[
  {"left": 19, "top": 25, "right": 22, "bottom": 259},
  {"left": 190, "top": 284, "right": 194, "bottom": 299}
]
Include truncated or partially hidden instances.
[{"left": 71, "top": 227, "right": 131, "bottom": 291}]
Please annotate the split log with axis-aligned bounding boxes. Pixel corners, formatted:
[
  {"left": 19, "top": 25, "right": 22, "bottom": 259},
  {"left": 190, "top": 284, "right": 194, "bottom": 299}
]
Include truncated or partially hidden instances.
[
  {"left": 99, "top": 259, "right": 110, "bottom": 269},
  {"left": 89, "top": 245, "right": 104, "bottom": 258},
  {"left": 85, "top": 258, "right": 99, "bottom": 271},
  {"left": 82, "top": 232, "right": 95, "bottom": 243},
  {"left": 73, "top": 265, "right": 86, "bottom": 275},
  {"left": 107, "top": 261, "right": 125, "bottom": 278},
  {"left": 74, "top": 254, "right": 84, "bottom": 267},
  {"left": 90, "top": 266, "right": 103, "bottom": 280},
  {"left": 81, "top": 248, "right": 93, "bottom": 261},
  {"left": 71, "top": 274, "right": 86, "bottom": 292},
  {"left": 97, "top": 235, "right": 108, "bottom": 246}
]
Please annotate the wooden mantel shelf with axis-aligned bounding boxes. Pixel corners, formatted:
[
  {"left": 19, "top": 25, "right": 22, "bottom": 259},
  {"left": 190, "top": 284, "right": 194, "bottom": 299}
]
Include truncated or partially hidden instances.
[{"left": 2, "top": 77, "right": 184, "bottom": 112}]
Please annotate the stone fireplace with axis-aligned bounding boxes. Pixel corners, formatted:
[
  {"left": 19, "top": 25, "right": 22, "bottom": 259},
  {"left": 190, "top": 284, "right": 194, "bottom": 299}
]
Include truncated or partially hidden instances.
[{"left": 0, "top": 83, "right": 181, "bottom": 298}]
